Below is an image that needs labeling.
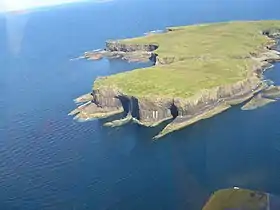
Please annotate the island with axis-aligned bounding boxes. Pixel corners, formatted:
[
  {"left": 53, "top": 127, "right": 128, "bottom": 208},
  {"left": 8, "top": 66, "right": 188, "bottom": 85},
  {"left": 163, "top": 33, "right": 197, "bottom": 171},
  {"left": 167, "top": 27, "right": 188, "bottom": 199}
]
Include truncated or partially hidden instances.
[
  {"left": 70, "top": 21, "right": 280, "bottom": 139},
  {"left": 202, "top": 188, "right": 271, "bottom": 210}
]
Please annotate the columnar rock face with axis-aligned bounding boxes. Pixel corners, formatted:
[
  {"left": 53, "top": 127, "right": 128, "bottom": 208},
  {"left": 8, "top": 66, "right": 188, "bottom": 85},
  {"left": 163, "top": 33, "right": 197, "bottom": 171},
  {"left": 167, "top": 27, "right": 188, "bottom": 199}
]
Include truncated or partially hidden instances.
[
  {"left": 87, "top": 91, "right": 175, "bottom": 126},
  {"left": 106, "top": 41, "right": 158, "bottom": 52},
  {"left": 171, "top": 77, "right": 262, "bottom": 116},
  {"left": 86, "top": 75, "right": 261, "bottom": 124},
  {"left": 137, "top": 99, "right": 174, "bottom": 126},
  {"left": 70, "top": 67, "right": 266, "bottom": 137},
  {"left": 69, "top": 88, "right": 124, "bottom": 120},
  {"left": 92, "top": 89, "right": 122, "bottom": 108}
]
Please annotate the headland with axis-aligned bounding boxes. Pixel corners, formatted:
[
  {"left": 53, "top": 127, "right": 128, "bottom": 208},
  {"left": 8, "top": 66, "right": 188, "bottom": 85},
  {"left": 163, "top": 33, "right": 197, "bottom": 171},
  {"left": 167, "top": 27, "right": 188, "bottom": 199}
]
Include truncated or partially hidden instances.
[{"left": 70, "top": 21, "right": 280, "bottom": 139}]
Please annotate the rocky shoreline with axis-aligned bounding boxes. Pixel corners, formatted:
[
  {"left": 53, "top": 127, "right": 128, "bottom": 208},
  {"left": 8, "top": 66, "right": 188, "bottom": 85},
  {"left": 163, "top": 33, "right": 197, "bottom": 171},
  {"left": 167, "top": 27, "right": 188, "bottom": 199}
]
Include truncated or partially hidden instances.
[
  {"left": 70, "top": 27, "right": 280, "bottom": 139},
  {"left": 82, "top": 41, "right": 158, "bottom": 63}
]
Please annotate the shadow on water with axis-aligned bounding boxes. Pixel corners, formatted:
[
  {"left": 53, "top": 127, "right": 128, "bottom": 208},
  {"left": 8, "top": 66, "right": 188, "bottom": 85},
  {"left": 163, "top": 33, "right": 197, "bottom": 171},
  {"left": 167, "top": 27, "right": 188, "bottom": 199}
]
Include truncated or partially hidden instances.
[{"left": 94, "top": 118, "right": 211, "bottom": 209}]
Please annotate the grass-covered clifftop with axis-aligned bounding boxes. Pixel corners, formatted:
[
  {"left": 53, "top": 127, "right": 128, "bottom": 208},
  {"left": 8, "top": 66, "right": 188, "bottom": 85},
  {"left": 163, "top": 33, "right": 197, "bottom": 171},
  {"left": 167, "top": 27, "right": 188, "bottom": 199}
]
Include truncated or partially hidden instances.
[{"left": 94, "top": 21, "right": 280, "bottom": 98}]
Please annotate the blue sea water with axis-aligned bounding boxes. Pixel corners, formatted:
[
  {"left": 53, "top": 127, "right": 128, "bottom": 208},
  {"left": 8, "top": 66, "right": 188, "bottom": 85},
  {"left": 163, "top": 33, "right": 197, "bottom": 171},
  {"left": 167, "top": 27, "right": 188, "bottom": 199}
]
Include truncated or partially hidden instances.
[{"left": 2, "top": 0, "right": 280, "bottom": 209}]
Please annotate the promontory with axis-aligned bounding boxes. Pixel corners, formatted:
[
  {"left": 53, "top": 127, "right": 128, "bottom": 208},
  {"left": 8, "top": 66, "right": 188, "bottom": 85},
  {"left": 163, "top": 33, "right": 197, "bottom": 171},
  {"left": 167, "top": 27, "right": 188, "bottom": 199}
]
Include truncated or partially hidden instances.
[{"left": 70, "top": 20, "right": 280, "bottom": 139}]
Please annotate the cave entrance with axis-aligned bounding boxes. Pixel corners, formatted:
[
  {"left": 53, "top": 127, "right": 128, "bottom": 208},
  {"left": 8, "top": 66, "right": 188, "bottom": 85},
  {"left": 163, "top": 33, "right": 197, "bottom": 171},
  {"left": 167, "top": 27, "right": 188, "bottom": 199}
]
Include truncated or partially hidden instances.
[
  {"left": 116, "top": 96, "right": 140, "bottom": 119},
  {"left": 170, "top": 103, "right": 178, "bottom": 118},
  {"left": 117, "top": 96, "right": 130, "bottom": 114},
  {"left": 130, "top": 97, "right": 140, "bottom": 120}
]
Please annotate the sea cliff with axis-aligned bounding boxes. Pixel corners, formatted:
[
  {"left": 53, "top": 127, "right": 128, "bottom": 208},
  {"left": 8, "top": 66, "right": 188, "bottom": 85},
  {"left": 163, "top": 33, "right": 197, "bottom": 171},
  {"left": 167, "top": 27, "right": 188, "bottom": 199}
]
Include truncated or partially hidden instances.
[{"left": 70, "top": 21, "right": 280, "bottom": 139}]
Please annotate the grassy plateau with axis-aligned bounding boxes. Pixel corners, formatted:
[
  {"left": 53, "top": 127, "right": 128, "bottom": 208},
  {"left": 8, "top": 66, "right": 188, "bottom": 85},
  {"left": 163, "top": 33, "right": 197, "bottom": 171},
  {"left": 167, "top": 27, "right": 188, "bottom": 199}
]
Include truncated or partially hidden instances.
[{"left": 94, "top": 21, "right": 280, "bottom": 98}]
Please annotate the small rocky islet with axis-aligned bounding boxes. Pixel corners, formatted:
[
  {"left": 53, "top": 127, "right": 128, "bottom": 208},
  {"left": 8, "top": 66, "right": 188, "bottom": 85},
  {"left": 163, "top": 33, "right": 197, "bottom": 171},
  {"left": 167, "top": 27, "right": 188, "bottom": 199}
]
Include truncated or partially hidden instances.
[{"left": 70, "top": 21, "right": 280, "bottom": 139}]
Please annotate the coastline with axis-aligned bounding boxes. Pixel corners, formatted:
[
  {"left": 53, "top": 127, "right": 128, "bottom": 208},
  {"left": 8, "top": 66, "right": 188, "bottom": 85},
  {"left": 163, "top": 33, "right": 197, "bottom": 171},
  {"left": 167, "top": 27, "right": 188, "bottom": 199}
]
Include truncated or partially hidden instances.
[{"left": 70, "top": 22, "right": 280, "bottom": 139}]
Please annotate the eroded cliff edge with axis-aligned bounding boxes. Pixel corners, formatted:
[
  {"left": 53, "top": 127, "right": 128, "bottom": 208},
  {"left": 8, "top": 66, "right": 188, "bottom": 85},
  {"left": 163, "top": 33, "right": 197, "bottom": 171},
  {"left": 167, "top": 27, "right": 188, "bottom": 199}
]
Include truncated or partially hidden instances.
[{"left": 70, "top": 21, "right": 280, "bottom": 139}]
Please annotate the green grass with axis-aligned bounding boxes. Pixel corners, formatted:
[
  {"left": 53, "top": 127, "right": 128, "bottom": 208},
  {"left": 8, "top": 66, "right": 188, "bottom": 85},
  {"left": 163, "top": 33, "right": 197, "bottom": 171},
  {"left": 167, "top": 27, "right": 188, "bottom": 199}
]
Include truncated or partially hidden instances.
[
  {"left": 94, "top": 20, "right": 280, "bottom": 98},
  {"left": 203, "top": 189, "right": 267, "bottom": 210}
]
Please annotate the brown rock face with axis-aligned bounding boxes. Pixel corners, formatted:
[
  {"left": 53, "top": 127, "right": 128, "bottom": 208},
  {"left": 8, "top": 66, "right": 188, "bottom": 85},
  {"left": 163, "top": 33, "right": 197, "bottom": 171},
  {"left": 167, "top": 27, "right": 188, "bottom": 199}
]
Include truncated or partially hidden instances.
[
  {"left": 70, "top": 76, "right": 263, "bottom": 134},
  {"left": 137, "top": 98, "right": 174, "bottom": 126},
  {"left": 92, "top": 89, "right": 122, "bottom": 108},
  {"left": 70, "top": 88, "right": 124, "bottom": 121}
]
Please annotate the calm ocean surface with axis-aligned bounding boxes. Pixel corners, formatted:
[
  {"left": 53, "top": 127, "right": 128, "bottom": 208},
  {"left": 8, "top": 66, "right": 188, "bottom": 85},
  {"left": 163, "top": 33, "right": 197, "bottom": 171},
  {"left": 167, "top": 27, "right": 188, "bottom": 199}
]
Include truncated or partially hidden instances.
[{"left": 2, "top": 0, "right": 280, "bottom": 209}]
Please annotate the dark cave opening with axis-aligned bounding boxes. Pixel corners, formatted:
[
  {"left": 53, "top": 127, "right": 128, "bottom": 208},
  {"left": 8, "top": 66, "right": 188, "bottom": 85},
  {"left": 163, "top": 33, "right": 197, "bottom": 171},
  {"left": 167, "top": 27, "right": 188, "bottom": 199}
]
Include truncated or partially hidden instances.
[
  {"left": 170, "top": 103, "right": 179, "bottom": 118},
  {"left": 117, "top": 96, "right": 130, "bottom": 114},
  {"left": 130, "top": 97, "right": 140, "bottom": 120}
]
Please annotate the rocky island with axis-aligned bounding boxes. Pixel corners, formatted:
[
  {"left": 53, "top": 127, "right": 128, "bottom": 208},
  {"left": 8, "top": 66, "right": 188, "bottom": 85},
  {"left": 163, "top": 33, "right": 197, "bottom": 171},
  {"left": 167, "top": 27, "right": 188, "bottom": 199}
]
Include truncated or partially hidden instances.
[{"left": 70, "top": 21, "right": 280, "bottom": 139}]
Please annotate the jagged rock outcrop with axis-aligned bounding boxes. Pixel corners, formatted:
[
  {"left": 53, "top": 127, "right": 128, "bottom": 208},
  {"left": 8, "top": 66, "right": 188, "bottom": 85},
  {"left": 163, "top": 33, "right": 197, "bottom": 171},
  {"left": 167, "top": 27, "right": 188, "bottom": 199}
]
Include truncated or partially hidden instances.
[
  {"left": 83, "top": 43, "right": 158, "bottom": 63},
  {"left": 241, "top": 94, "right": 276, "bottom": 110},
  {"left": 263, "top": 28, "right": 280, "bottom": 38},
  {"left": 74, "top": 93, "right": 93, "bottom": 103},
  {"left": 262, "top": 85, "right": 280, "bottom": 99},
  {"left": 69, "top": 88, "right": 124, "bottom": 121},
  {"left": 241, "top": 85, "right": 280, "bottom": 110},
  {"left": 106, "top": 41, "right": 158, "bottom": 52}
]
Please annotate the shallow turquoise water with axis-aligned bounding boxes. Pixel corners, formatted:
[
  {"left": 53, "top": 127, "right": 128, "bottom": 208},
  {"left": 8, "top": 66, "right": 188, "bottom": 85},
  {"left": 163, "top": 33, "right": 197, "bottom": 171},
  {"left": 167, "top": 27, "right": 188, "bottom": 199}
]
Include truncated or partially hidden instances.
[{"left": 2, "top": 0, "right": 280, "bottom": 209}]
